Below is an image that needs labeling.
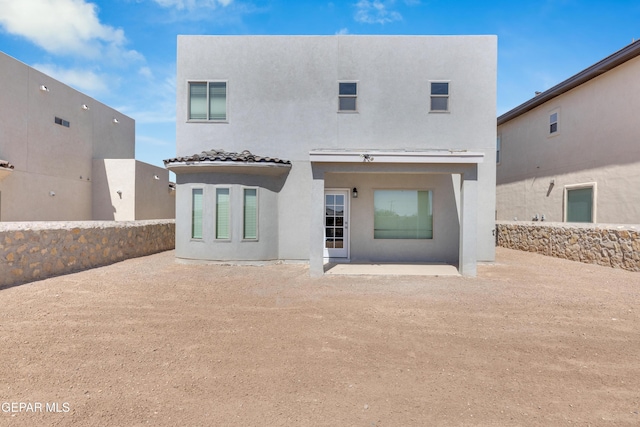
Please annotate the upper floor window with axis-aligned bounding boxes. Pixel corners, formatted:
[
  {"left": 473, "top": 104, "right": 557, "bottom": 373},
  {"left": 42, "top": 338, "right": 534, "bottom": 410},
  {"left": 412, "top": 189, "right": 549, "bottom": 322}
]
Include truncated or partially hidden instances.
[
  {"left": 189, "top": 81, "right": 227, "bottom": 121},
  {"left": 54, "top": 116, "right": 70, "bottom": 127},
  {"left": 549, "top": 111, "right": 558, "bottom": 134},
  {"left": 338, "top": 82, "right": 357, "bottom": 112},
  {"left": 430, "top": 82, "right": 449, "bottom": 112},
  {"left": 496, "top": 135, "right": 501, "bottom": 164}
]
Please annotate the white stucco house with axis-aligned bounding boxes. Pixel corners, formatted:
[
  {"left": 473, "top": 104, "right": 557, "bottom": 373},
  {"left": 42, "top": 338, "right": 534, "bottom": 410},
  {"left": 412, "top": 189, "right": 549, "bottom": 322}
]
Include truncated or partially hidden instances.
[
  {"left": 165, "top": 35, "right": 497, "bottom": 276},
  {"left": 0, "top": 51, "right": 175, "bottom": 221},
  {"left": 497, "top": 40, "right": 640, "bottom": 224}
]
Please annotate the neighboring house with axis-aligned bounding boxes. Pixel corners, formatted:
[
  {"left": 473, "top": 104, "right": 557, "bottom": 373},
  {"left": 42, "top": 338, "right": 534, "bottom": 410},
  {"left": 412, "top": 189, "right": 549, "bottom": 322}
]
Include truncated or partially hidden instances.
[
  {"left": 165, "top": 36, "right": 497, "bottom": 276},
  {"left": 0, "top": 51, "right": 175, "bottom": 221},
  {"left": 497, "top": 40, "right": 640, "bottom": 224}
]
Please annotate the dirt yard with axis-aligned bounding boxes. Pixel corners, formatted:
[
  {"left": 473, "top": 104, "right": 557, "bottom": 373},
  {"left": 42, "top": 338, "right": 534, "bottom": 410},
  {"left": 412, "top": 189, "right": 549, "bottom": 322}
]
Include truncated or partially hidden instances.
[{"left": 1, "top": 248, "right": 639, "bottom": 426}]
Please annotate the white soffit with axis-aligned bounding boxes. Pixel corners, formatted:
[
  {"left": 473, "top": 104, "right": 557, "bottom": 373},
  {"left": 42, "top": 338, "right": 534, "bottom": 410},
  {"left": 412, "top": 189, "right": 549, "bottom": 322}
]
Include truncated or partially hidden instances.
[{"left": 309, "top": 149, "right": 484, "bottom": 164}]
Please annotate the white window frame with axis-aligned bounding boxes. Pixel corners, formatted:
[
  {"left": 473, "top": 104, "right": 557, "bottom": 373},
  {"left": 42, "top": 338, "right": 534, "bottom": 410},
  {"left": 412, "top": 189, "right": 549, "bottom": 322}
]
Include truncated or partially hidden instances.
[
  {"left": 373, "top": 189, "right": 434, "bottom": 240},
  {"left": 429, "top": 81, "right": 450, "bottom": 113},
  {"left": 215, "top": 187, "right": 232, "bottom": 241},
  {"left": 338, "top": 81, "right": 358, "bottom": 113},
  {"left": 549, "top": 109, "right": 559, "bottom": 136},
  {"left": 188, "top": 80, "right": 228, "bottom": 122},
  {"left": 191, "top": 187, "right": 204, "bottom": 241},
  {"left": 563, "top": 182, "right": 597, "bottom": 223},
  {"left": 242, "top": 187, "right": 259, "bottom": 241}
]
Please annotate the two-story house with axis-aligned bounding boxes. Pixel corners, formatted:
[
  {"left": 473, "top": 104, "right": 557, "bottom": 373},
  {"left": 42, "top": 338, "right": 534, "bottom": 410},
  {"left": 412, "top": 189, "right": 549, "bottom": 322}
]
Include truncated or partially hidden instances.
[
  {"left": 165, "top": 35, "right": 497, "bottom": 276},
  {"left": 497, "top": 40, "right": 640, "bottom": 224}
]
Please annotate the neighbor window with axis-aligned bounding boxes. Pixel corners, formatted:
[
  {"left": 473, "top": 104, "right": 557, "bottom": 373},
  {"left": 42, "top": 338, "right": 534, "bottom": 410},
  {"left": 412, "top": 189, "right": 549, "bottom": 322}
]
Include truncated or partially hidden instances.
[
  {"left": 338, "top": 82, "right": 357, "bottom": 112},
  {"left": 565, "top": 184, "right": 595, "bottom": 223},
  {"left": 216, "top": 188, "right": 230, "bottom": 239},
  {"left": 496, "top": 135, "right": 501, "bottom": 164},
  {"left": 189, "top": 81, "right": 227, "bottom": 121},
  {"left": 191, "top": 188, "right": 203, "bottom": 239},
  {"left": 54, "top": 116, "right": 70, "bottom": 127},
  {"left": 549, "top": 111, "right": 558, "bottom": 134},
  {"left": 374, "top": 190, "right": 433, "bottom": 239},
  {"left": 243, "top": 188, "right": 258, "bottom": 240},
  {"left": 430, "top": 82, "right": 449, "bottom": 112}
]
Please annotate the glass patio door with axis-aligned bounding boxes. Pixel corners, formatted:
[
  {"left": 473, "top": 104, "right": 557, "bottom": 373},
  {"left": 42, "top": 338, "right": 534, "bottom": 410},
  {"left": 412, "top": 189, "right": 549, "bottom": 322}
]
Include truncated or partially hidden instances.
[{"left": 324, "top": 190, "right": 349, "bottom": 258}]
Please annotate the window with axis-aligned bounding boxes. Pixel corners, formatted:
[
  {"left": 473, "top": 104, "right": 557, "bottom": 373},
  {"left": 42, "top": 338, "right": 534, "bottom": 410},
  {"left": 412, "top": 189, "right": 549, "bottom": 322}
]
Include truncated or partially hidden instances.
[
  {"left": 216, "top": 188, "right": 230, "bottom": 239},
  {"left": 189, "top": 81, "right": 227, "bottom": 121},
  {"left": 191, "top": 188, "right": 203, "bottom": 239},
  {"left": 338, "top": 82, "right": 357, "bottom": 112},
  {"left": 374, "top": 190, "right": 433, "bottom": 239},
  {"left": 565, "top": 184, "right": 595, "bottom": 223},
  {"left": 549, "top": 111, "right": 558, "bottom": 134},
  {"left": 243, "top": 188, "right": 258, "bottom": 240},
  {"left": 496, "top": 135, "right": 501, "bottom": 164},
  {"left": 430, "top": 82, "right": 449, "bottom": 112},
  {"left": 54, "top": 116, "right": 70, "bottom": 127}
]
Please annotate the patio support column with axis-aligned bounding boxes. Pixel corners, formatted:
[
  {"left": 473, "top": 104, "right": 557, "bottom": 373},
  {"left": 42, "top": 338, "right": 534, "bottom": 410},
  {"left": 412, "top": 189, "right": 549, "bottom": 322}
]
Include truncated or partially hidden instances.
[
  {"left": 309, "top": 166, "right": 325, "bottom": 276},
  {"left": 459, "top": 165, "right": 478, "bottom": 277}
]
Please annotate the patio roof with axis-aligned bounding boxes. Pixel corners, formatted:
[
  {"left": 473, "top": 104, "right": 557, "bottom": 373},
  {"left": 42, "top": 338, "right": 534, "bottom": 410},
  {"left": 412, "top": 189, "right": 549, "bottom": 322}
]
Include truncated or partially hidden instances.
[{"left": 309, "top": 149, "right": 484, "bottom": 164}]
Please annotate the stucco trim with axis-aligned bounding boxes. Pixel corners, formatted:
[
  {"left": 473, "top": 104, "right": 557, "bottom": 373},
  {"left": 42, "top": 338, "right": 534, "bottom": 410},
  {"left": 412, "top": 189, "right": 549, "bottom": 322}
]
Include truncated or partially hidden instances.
[{"left": 309, "top": 149, "right": 484, "bottom": 164}]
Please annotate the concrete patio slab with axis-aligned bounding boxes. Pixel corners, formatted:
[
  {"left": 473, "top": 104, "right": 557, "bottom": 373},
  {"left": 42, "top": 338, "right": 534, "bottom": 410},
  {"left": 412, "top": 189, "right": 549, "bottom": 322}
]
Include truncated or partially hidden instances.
[{"left": 324, "top": 262, "right": 460, "bottom": 276}]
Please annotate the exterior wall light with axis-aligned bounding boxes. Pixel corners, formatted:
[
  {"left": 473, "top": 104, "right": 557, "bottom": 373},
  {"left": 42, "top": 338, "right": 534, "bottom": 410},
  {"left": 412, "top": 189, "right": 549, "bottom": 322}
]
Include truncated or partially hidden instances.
[
  {"left": 49, "top": 191, "right": 55, "bottom": 196},
  {"left": 113, "top": 118, "right": 119, "bottom": 124},
  {"left": 352, "top": 187, "right": 358, "bottom": 198},
  {"left": 40, "top": 85, "right": 50, "bottom": 92},
  {"left": 116, "top": 190, "right": 123, "bottom": 199},
  {"left": 153, "top": 175, "right": 160, "bottom": 180},
  {"left": 82, "top": 104, "right": 90, "bottom": 110}
]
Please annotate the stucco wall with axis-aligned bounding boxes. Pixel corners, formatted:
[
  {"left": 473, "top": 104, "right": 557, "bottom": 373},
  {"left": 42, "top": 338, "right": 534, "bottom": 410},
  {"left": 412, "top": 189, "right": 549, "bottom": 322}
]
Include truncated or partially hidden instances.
[
  {"left": 496, "top": 221, "right": 640, "bottom": 271},
  {"left": 496, "top": 55, "right": 640, "bottom": 224},
  {"left": 0, "top": 51, "right": 135, "bottom": 222},
  {"left": 92, "top": 160, "right": 175, "bottom": 221},
  {"left": 134, "top": 161, "right": 176, "bottom": 220},
  {"left": 0, "top": 220, "right": 175, "bottom": 288}
]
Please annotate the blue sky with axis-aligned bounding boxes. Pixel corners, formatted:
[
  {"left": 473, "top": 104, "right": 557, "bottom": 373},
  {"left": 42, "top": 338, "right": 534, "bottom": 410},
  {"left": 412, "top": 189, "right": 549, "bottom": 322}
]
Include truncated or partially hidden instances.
[{"left": 1, "top": 0, "right": 639, "bottom": 169}]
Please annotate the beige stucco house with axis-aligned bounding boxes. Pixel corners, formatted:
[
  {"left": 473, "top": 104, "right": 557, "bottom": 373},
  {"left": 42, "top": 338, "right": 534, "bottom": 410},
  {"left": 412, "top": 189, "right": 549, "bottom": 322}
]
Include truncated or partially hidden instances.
[
  {"left": 0, "top": 51, "right": 175, "bottom": 221},
  {"left": 166, "top": 35, "right": 497, "bottom": 276},
  {"left": 497, "top": 40, "right": 640, "bottom": 224}
]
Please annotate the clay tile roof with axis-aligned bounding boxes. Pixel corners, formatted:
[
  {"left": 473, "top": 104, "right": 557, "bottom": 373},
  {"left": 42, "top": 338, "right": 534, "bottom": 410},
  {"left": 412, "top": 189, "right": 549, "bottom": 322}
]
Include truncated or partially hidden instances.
[
  {"left": 0, "top": 159, "right": 14, "bottom": 170},
  {"left": 164, "top": 149, "right": 291, "bottom": 166}
]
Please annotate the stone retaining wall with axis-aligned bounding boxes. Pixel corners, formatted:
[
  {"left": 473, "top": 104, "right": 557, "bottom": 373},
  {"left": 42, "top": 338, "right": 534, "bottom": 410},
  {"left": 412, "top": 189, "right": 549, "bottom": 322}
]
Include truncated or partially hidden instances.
[
  {"left": 1, "top": 220, "right": 175, "bottom": 288},
  {"left": 496, "top": 221, "right": 640, "bottom": 271}
]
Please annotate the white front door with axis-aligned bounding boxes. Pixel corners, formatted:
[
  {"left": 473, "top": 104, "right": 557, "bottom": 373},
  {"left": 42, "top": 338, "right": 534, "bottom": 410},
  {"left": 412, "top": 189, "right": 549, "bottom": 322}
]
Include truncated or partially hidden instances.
[{"left": 324, "top": 190, "right": 349, "bottom": 258}]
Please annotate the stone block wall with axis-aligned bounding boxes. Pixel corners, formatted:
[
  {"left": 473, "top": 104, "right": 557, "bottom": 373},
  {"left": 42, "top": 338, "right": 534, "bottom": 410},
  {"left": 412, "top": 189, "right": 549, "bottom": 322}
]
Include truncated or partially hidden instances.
[
  {"left": 1, "top": 220, "right": 175, "bottom": 288},
  {"left": 496, "top": 221, "right": 640, "bottom": 271}
]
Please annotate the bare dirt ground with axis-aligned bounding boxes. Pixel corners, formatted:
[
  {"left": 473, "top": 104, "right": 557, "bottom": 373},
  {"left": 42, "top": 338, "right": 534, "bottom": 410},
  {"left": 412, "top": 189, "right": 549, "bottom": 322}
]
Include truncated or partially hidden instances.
[{"left": 1, "top": 248, "right": 639, "bottom": 426}]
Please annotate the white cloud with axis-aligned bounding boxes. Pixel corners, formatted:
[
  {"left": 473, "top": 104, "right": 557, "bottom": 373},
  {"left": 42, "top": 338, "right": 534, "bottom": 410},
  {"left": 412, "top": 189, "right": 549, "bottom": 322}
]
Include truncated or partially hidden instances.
[
  {"left": 354, "top": 0, "right": 402, "bottom": 24},
  {"left": 32, "top": 63, "right": 109, "bottom": 94},
  {"left": 336, "top": 28, "right": 349, "bottom": 35},
  {"left": 151, "top": 0, "right": 234, "bottom": 10},
  {"left": 0, "top": 0, "right": 141, "bottom": 63},
  {"left": 139, "top": 66, "right": 153, "bottom": 78}
]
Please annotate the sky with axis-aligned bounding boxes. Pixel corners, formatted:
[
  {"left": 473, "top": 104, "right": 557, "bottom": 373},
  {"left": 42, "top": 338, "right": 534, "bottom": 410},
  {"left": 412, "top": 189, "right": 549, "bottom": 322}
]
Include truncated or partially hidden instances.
[{"left": 1, "top": 0, "right": 639, "bottom": 170}]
